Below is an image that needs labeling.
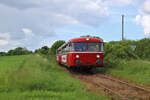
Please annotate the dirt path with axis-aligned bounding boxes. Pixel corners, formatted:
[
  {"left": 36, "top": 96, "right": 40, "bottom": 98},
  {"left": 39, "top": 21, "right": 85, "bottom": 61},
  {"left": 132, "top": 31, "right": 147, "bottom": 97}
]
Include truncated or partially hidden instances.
[{"left": 67, "top": 69, "right": 150, "bottom": 100}]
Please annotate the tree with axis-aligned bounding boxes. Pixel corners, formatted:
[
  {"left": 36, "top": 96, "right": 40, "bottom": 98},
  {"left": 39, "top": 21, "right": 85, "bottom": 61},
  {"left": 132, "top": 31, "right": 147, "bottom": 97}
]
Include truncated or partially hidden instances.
[
  {"left": 135, "top": 38, "right": 150, "bottom": 59},
  {"left": 7, "top": 47, "right": 32, "bottom": 56},
  {"left": 7, "top": 50, "right": 14, "bottom": 56},
  {"left": 35, "top": 46, "right": 49, "bottom": 55},
  {"left": 49, "top": 40, "right": 65, "bottom": 55},
  {"left": 0, "top": 52, "right": 7, "bottom": 56}
]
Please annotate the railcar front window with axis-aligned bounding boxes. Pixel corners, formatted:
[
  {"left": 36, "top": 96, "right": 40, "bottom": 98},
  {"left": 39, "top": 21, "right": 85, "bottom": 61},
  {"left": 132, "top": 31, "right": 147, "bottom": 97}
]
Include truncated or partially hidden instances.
[
  {"left": 88, "top": 43, "right": 100, "bottom": 51},
  {"left": 75, "top": 43, "right": 87, "bottom": 51}
]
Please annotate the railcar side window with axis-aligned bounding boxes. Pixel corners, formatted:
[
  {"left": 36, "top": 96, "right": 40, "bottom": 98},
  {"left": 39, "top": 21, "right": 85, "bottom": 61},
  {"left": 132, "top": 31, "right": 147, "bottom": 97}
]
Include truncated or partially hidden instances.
[
  {"left": 69, "top": 43, "right": 74, "bottom": 51},
  {"left": 62, "top": 47, "right": 65, "bottom": 54},
  {"left": 100, "top": 42, "right": 103, "bottom": 52},
  {"left": 75, "top": 43, "right": 87, "bottom": 51},
  {"left": 65, "top": 44, "right": 69, "bottom": 52},
  {"left": 88, "top": 43, "right": 99, "bottom": 51}
]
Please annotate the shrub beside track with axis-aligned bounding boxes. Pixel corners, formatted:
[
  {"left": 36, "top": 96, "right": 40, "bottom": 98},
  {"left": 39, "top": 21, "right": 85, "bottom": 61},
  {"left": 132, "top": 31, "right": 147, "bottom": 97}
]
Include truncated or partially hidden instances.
[{"left": 103, "top": 40, "right": 150, "bottom": 86}]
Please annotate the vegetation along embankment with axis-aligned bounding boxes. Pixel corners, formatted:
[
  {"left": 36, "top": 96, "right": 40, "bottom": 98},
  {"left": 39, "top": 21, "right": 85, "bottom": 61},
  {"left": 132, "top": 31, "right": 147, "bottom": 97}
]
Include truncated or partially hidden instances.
[
  {"left": 1, "top": 36, "right": 150, "bottom": 99},
  {"left": 0, "top": 55, "right": 109, "bottom": 100},
  {"left": 102, "top": 38, "right": 150, "bottom": 86}
]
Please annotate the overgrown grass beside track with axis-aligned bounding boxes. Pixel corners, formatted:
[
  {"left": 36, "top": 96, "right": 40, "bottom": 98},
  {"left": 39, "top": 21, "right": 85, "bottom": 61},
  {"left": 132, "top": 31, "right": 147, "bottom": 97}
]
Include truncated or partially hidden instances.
[
  {"left": 0, "top": 55, "right": 109, "bottom": 100},
  {"left": 106, "top": 60, "right": 150, "bottom": 85},
  {"left": 0, "top": 55, "right": 30, "bottom": 74}
]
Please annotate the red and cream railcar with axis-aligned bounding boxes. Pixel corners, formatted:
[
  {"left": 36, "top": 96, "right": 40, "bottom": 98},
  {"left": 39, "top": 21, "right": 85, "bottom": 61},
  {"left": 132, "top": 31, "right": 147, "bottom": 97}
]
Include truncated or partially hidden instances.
[{"left": 56, "top": 37, "right": 104, "bottom": 69}]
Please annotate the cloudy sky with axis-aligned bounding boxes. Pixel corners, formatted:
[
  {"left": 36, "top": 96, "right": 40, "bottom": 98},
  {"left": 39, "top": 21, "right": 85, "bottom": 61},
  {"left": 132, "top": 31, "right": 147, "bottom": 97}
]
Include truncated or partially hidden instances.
[{"left": 0, "top": 0, "right": 149, "bottom": 51}]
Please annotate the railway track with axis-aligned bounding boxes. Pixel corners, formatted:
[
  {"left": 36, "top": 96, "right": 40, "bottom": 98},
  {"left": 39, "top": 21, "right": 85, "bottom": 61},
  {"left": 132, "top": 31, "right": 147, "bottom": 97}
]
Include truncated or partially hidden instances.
[
  {"left": 59, "top": 64, "right": 150, "bottom": 100},
  {"left": 97, "top": 74, "right": 150, "bottom": 93},
  {"left": 68, "top": 70, "right": 150, "bottom": 100},
  {"left": 94, "top": 74, "right": 150, "bottom": 100}
]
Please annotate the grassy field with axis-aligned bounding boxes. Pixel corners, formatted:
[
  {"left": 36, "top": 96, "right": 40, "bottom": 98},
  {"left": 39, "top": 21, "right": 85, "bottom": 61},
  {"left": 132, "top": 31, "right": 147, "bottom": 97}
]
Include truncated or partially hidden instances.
[
  {"left": 104, "top": 59, "right": 150, "bottom": 85},
  {"left": 0, "top": 55, "right": 109, "bottom": 100},
  {"left": 0, "top": 55, "right": 30, "bottom": 74}
]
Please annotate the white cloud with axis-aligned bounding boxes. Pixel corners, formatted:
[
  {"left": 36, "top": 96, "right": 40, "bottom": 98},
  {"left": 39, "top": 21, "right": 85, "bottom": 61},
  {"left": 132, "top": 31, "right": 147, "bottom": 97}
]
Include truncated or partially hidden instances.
[
  {"left": 141, "top": 0, "right": 150, "bottom": 14},
  {"left": 0, "top": 40, "right": 8, "bottom": 46},
  {"left": 0, "top": 33, "right": 10, "bottom": 40},
  {"left": 0, "top": 0, "right": 109, "bottom": 51},
  {"left": 141, "top": 15, "right": 150, "bottom": 36},
  {"left": 0, "top": 33, "right": 10, "bottom": 47},
  {"left": 104, "top": 0, "right": 135, "bottom": 6},
  {"left": 135, "top": 15, "right": 141, "bottom": 25},
  {"left": 135, "top": 0, "right": 150, "bottom": 37},
  {"left": 22, "top": 28, "right": 32, "bottom": 35}
]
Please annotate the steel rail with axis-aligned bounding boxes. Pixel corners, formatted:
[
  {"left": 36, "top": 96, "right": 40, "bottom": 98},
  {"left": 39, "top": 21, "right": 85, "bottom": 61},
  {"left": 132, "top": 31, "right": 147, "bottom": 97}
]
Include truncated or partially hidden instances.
[
  {"left": 98, "top": 74, "right": 150, "bottom": 93},
  {"left": 74, "top": 75, "right": 131, "bottom": 100},
  {"left": 93, "top": 80, "right": 130, "bottom": 100},
  {"left": 59, "top": 65, "right": 150, "bottom": 100}
]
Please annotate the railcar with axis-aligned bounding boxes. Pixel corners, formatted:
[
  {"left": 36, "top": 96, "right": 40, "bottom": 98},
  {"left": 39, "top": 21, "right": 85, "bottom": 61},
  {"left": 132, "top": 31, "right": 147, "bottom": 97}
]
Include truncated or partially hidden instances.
[{"left": 56, "top": 37, "right": 104, "bottom": 69}]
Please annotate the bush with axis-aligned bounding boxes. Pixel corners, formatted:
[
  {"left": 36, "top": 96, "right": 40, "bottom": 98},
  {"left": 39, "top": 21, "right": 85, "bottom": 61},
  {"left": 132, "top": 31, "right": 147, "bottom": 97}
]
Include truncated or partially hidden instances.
[
  {"left": 104, "top": 41, "right": 138, "bottom": 67},
  {"left": 48, "top": 40, "right": 65, "bottom": 55},
  {"left": 0, "top": 52, "right": 7, "bottom": 56},
  {"left": 135, "top": 38, "right": 150, "bottom": 59},
  {"left": 35, "top": 46, "right": 49, "bottom": 55}
]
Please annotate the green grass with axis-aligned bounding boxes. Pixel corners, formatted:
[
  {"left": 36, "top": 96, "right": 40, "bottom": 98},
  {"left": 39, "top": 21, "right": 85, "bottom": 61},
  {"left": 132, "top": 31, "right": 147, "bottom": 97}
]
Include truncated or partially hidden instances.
[
  {"left": 0, "top": 55, "right": 30, "bottom": 74},
  {"left": 0, "top": 55, "right": 109, "bottom": 100},
  {"left": 106, "top": 59, "right": 150, "bottom": 85}
]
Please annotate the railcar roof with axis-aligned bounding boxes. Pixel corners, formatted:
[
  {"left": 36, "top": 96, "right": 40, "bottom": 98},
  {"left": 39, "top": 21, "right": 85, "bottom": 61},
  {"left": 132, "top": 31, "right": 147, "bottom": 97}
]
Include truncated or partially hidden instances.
[
  {"left": 57, "top": 37, "right": 103, "bottom": 51},
  {"left": 69, "top": 37, "right": 103, "bottom": 42}
]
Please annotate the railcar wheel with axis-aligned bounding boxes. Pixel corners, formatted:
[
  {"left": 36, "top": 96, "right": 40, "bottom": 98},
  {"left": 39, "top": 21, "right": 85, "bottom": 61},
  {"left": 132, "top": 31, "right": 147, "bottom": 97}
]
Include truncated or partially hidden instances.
[
  {"left": 58, "top": 62, "right": 61, "bottom": 65},
  {"left": 66, "top": 65, "right": 71, "bottom": 69}
]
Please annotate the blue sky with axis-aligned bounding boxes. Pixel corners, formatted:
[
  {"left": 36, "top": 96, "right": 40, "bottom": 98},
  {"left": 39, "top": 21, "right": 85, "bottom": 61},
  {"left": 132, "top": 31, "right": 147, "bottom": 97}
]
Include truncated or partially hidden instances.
[{"left": 0, "top": 0, "right": 150, "bottom": 51}]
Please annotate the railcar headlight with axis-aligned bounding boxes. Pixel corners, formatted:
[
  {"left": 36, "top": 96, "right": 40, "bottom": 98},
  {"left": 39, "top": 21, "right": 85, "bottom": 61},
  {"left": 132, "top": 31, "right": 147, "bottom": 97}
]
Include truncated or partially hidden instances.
[
  {"left": 97, "top": 55, "right": 100, "bottom": 58},
  {"left": 76, "top": 55, "right": 79, "bottom": 58},
  {"left": 86, "top": 38, "right": 89, "bottom": 41}
]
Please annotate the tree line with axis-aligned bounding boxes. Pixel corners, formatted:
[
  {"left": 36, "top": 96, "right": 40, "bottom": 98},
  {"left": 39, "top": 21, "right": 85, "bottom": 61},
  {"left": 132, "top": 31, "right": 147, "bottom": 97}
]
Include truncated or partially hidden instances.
[
  {"left": 1, "top": 36, "right": 150, "bottom": 60},
  {"left": 0, "top": 40, "right": 65, "bottom": 56},
  {"left": 0, "top": 47, "right": 32, "bottom": 56},
  {"left": 104, "top": 38, "right": 150, "bottom": 67}
]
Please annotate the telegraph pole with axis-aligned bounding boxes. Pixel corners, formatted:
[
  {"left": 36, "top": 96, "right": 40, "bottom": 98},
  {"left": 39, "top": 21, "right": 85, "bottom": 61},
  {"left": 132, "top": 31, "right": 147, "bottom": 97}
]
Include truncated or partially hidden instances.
[{"left": 122, "top": 15, "right": 124, "bottom": 41}]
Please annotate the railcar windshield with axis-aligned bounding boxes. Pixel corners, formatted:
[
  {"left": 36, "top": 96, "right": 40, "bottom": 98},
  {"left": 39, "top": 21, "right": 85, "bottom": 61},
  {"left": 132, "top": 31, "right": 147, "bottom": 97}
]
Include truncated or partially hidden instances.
[
  {"left": 75, "top": 43, "right": 87, "bottom": 51},
  {"left": 88, "top": 43, "right": 100, "bottom": 51},
  {"left": 75, "top": 42, "right": 103, "bottom": 52}
]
